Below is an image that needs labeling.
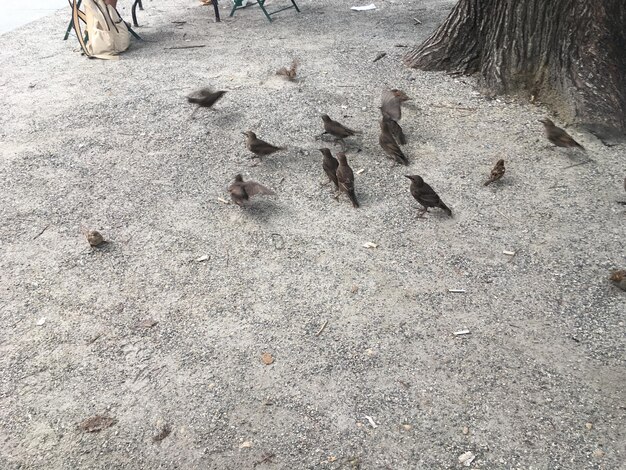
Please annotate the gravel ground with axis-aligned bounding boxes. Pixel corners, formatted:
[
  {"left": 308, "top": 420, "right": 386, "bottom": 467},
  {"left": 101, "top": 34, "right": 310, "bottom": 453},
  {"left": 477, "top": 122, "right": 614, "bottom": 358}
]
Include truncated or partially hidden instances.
[{"left": 0, "top": 0, "right": 625, "bottom": 468}]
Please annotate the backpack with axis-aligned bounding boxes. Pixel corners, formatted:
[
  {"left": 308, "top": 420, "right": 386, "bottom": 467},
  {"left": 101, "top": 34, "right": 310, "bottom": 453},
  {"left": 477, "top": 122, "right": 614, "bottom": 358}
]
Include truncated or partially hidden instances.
[{"left": 71, "top": 0, "right": 131, "bottom": 60}]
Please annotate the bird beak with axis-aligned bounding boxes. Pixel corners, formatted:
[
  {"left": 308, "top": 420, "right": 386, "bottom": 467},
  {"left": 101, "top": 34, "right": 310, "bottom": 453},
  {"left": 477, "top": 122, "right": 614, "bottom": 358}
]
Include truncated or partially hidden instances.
[
  {"left": 404, "top": 175, "right": 413, "bottom": 180},
  {"left": 242, "top": 132, "right": 248, "bottom": 136},
  {"left": 538, "top": 119, "right": 545, "bottom": 123}
]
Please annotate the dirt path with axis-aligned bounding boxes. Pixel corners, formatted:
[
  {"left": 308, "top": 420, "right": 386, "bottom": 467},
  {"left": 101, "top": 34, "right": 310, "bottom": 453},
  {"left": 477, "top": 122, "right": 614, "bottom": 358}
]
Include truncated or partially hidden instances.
[{"left": 0, "top": 1, "right": 624, "bottom": 468}]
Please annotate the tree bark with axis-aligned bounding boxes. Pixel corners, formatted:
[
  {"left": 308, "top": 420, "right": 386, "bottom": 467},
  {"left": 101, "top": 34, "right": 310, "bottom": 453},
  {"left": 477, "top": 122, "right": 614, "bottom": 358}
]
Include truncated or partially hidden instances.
[{"left": 404, "top": 0, "right": 626, "bottom": 135}]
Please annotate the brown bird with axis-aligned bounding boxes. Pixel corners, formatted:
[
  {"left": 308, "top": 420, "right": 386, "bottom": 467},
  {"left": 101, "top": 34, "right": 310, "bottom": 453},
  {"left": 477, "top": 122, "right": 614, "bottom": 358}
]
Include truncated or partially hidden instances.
[
  {"left": 321, "top": 114, "right": 361, "bottom": 145},
  {"left": 380, "top": 89, "right": 411, "bottom": 121},
  {"left": 405, "top": 175, "right": 452, "bottom": 217},
  {"left": 336, "top": 152, "right": 359, "bottom": 208},
  {"left": 276, "top": 58, "right": 299, "bottom": 81},
  {"left": 319, "top": 148, "right": 339, "bottom": 189},
  {"left": 484, "top": 159, "right": 506, "bottom": 186},
  {"left": 244, "top": 131, "right": 285, "bottom": 158},
  {"left": 379, "top": 118, "right": 408, "bottom": 165},
  {"left": 539, "top": 118, "right": 585, "bottom": 150},
  {"left": 609, "top": 270, "right": 626, "bottom": 291},
  {"left": 187, "top": 88, "right": 227, "bottom": 114},
  {"left": 83, "top": 229, "right": 104, "bottom": 247},
  {"left": 228, "top": 174, "right": 275, "bottom": 207}
]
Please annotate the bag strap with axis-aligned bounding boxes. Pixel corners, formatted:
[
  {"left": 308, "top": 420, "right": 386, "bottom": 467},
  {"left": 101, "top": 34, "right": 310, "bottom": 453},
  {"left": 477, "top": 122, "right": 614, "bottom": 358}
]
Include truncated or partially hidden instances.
[{"left": 70, "top": 0, "right": 91, "bottom": 57}]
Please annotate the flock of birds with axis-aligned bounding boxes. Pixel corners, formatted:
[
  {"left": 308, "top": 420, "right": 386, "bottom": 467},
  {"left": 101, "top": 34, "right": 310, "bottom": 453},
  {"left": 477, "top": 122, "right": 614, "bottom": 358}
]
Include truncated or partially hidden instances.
[
  {"left": 82, "top": 60, "right": 626, "bottom": 289},
  {"left": 183, "top": 61, "right": 593, "bottom": 218}
]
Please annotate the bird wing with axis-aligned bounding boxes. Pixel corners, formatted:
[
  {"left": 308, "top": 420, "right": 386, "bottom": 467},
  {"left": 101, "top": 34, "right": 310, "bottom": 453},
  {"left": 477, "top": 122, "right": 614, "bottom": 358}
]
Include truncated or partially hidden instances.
[
  {"left": 243, "top": 181, "right": 275, "bottom": 197},
  {"left": 417, "top": 184, "right": 442, "bottom": 206},
  {"left": 381, "top": 91, "right": 401, "bottom": 121},
  {"left": 385, "top": 119, "right": 406, "bottom": 145}
]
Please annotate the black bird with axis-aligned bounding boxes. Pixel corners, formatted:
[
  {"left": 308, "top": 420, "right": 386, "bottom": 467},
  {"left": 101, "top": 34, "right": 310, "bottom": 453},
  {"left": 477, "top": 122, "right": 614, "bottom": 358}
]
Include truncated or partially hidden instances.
[
  {"left": 539, "top": 118, "right": 585, "bottom": 150},
  {"left": 379, "top": 118, "right": 408, "bottom": 165},
  {"left": 336, "top": 152, "right": 359, "bottom": 208},
  {"left": 319, "top": 148, "right": 339, "bottom": 189},
  {"left": 228, "top": 174, "right": 275, "bottom": 207},
  {"left": 405, "top": 175, "right": 452, "bottom": 217},
  {"left": 244, "top": 131, "right": 285, "bottom": 158},
  {"left": 187, "top": 88, "right": 227, "bottom": 115},
  {"left": 484, "top": 159, "right": 505, "bottom": 186}
]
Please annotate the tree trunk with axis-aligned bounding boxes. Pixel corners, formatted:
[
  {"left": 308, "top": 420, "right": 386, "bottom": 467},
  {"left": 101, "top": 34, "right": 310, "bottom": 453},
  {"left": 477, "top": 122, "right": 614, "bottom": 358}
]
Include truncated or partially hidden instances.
[{"left": 404, "top": 0, "right": 626, "bottom": 136}]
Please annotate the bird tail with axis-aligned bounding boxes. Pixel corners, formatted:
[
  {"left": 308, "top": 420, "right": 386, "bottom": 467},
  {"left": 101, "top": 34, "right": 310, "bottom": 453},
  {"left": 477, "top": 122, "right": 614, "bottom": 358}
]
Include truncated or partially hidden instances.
[
  {"left": 348, "top": 191, "right": 359, "bottom": 208},
  {"left": 484, "top": 179, "right": 493, "bottom": 186},
  {"left": 439, "top": 202, "right": 452, "bottom": 216},
  {"left": 187, "top": 96, "right": 202, "bottom": 104},
  {"left": 576, "top": 142, "right": 586, "bottom": 151}
]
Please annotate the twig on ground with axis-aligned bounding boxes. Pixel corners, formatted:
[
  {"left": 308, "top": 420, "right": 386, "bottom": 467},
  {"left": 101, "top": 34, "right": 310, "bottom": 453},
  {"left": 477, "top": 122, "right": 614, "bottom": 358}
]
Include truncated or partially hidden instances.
[
  {"left": 32, "top": 224, "right": 50, "bottom": 240},
  {"left": 165, "top": 45, "right": 206, "bottom": 50},
  {"left": 315, "top": 320, "right": 328, "bottom": 337}
]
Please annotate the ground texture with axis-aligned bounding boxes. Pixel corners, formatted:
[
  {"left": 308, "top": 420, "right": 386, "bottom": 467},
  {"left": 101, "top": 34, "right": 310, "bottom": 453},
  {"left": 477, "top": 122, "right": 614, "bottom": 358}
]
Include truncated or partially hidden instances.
[{"left": 0, "top": 0, "right": 625, "bottom": 468}]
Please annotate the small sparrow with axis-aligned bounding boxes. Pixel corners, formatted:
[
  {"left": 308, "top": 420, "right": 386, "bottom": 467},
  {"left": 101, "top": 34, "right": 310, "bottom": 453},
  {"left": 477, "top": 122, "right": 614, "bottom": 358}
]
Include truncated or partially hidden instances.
[
  {"left": 228, "top": 174, "right": 275, "bottom": 207},
  {"left": 484, "top": 159, "right": 505, "bottom": 186},
  {"left": 276, "top": 58, "right": 299, "bottom": 81},
  {"left": 319, "top": 148, "right": 339, "bottom": 189},
  {"left": 187, "top": 88, "right": 227, "bottom": 115}
]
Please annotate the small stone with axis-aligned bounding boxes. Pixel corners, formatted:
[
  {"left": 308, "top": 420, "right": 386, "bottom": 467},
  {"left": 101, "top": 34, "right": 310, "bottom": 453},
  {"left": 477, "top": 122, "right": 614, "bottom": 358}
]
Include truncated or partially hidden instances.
[
  {"left": 585, "top": 422, "right": 593, "bottom": 430},
  {"left": 401, "top": 424, "right": 412, "bottom": 431},
  {"left": 261, "top": 352, "right": 274, "bottom": 365},
  {"left": 592, "top": 449, "right": 604, "bottom": 458},
  {"left": 462, "top": 426, "right": 469, "bottom": 435}
]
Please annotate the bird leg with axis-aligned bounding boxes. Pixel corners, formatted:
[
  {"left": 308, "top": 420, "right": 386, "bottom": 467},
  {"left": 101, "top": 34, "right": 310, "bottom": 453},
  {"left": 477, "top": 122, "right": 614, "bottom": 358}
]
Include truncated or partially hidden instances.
[
  {"left": 190, "top": 107, "right": 200, "bottom": 119},
  {"left": 417, "top": 207, "right": 428, "bottom": 218}
]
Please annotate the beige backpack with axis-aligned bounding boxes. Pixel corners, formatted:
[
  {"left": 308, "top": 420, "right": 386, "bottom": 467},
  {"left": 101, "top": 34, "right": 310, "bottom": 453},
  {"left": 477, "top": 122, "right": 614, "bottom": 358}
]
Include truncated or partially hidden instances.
[{"left": 71, "top": 0, "right": 130, "bottom": 60}]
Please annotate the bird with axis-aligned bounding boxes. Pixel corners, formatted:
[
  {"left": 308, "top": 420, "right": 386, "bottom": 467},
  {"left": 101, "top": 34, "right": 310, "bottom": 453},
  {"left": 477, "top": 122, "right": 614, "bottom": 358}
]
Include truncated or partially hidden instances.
[
  {"left": 321, "top": 114, "right": 361, "bottom": 147},
  {"left": 484, "top": 159, "right": 506, "bottom": 186},
  {"left": 187, "top": 87, "right": 227, "bottom": 115},
  {"left": 84, "top": 229, "right": 104, "bottom": 246},
  {"left": 243, "top": 131, "right": 285, "bottom": 158},
  {"left": 380, "top": 90, "right": 409, "bottom": 144},
  {"left": 539, "top": 118, "right": 585, "bottom": 150},
  {"left": 336, "top": 152, "right": 359, "bottom": 208},
  {"left": 276, "top": 58, "right": 299, "bottom": 81},
  {"left": 228, "top": 174, "right": 275, "bottom": 207},
  {"left": 609, "top": 270, "right": 626, "bottom": 291},
  {"left": 405, "top": 175, "right": 452, "bottom": 217},
  {"left": 380, "top": 89, "right": 409, "bottom": 120},
  {"left": 319, "top": 148, "right": 339, "bottom": 189},
  {"left": 379, "top": 118, "right": 408, "bottom": 165}
]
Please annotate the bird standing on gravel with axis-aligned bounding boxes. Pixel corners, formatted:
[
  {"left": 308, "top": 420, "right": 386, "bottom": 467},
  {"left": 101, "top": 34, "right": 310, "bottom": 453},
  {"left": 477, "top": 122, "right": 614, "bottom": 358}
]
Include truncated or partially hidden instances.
[
  {"left": 243, "top": 131, "right": 285, "bottom": 158},
  {"left": 336, "top": 152, "right": 359, "bottom": 208},
  {"left": 405, "top": 175, "right": 452, "bottom": 217},
  {"left": 321, "top": 114, "right": 361, "bottom": 147},
  {"left": 276, "top": 58, "right": 299, "bottom": 81},
  {"left": 187, "top": 88, "right": 227, "bottom": 116},
  {"left": 380, "top": 89, "right": 410, "bottom": 144},
  {"left": 379, "top": 118, "right": 408, "bottom": 165},
  {"left": 484, "top": 159, "right": 505, "bottom": 186},
  {"left": 319, "top": 148, "right": 339, "bottom": 189},
  {"left": 539, "top": 118, "right": 585, "bottom": 150},
  {"left": 228, "top": 174, "right": 275, "bottom": 207}
]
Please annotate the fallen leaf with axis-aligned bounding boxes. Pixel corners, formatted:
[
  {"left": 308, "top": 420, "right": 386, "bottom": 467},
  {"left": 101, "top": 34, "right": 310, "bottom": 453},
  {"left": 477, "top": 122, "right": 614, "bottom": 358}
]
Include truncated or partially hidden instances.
[
  {"left": 350, "top": 285, "right": 359, "bottom": 293},
  {"left": 239, "top": 440, "right": 252, "bottom": 449},
  {"left": 401, "top": 424, "right": 412, "bottom": 431},
  {"left": 196, "top": 255, "right": 210, "bottom": 262},
  {"left": 585, "top": 422, "right": 593, "bottom": 430},
  {"left": 78, "top": 415, "right": 117, "bottom": 432},
  {"left": 36, "top": 317, "right": 46, "bottom": 326},
  {"left": 362, "top": 242, "right": 378, "bottom": 249},
  {"left": 261, "top": 353, "right": 274, "bottom": 365}
]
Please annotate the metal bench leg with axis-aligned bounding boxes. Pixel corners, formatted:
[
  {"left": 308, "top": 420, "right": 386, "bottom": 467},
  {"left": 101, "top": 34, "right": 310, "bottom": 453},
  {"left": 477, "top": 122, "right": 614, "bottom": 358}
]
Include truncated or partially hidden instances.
[
  {"left": 132, "top": 0, "right": 140, "bottom": 26},
  {"left": 291, "top": 0, "right": 300, "bottom": 12},
  {"left": 64, "top": 0, "right": 82, "bottom": 39},
  {"left": 257, "top": 0, "right": 272, "bottom": 22}
]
